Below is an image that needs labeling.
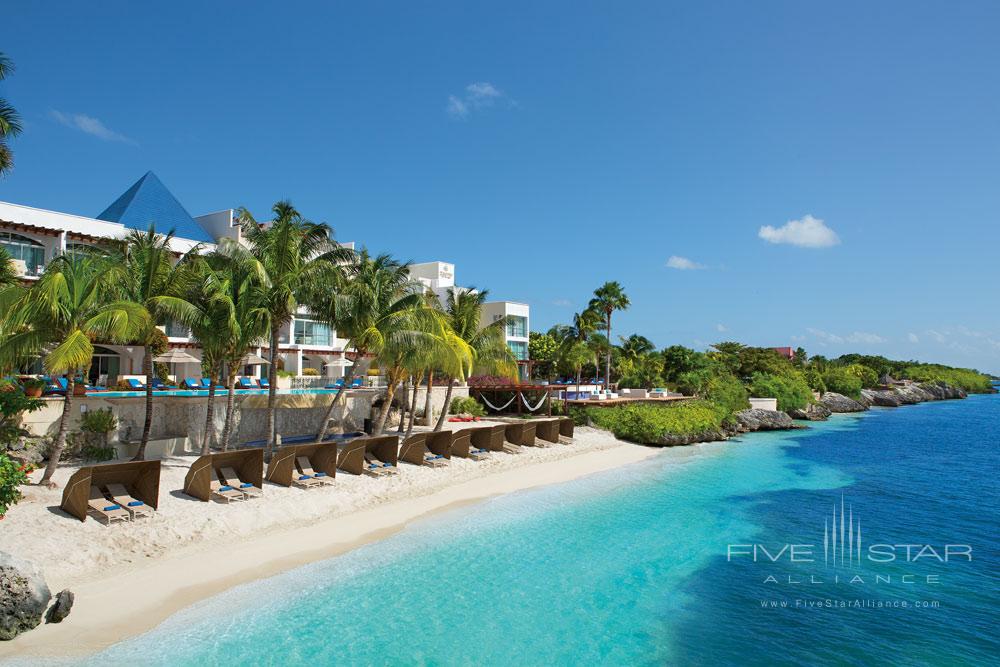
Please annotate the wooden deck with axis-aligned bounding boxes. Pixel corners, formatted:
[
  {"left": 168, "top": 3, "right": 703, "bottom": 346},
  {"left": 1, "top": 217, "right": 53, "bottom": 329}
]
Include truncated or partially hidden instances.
[{"left": 563, "top": 396, "right": 692, "bottom": 407}]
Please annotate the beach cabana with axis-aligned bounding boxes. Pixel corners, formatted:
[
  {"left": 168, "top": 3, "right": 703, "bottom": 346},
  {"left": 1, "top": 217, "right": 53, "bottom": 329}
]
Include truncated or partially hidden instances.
[
  {"left": 558, "top": 416, "right": 575, "bottom": 441},
  {"left": 449, "top": 429, "right": 488, "bottom": 460},
  {"left": 535, "top": 419, "right": 561, "bottom": 445},
  {"left": 504, "top": 421, "right": 538, "bottom": 448},
  {"left": 61, "top": 460, "right": 161, "bottom": 522},
  {"left": 425, "top": 431, "right": 454, "bottom": 459},
  {"left": 399, "top": 433, "right": 448, "bottom": 467},
  {"left": 467, "top": 425, "right": 506, "bottom": 452},
  {"left": 337, "top": 435, "right": 399, "bottom": 476},
  {"left": 265, "top": 442, "right": 339, "bottom": 487},
  {"left": 183, "top": 448, "right": 264, "bottom": 501}
]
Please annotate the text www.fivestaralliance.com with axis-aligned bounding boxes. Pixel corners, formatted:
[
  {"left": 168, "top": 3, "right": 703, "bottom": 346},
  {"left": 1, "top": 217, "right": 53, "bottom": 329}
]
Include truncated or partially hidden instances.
[{"left": 759, "top": 599, "right": 941, "bottom": 610}]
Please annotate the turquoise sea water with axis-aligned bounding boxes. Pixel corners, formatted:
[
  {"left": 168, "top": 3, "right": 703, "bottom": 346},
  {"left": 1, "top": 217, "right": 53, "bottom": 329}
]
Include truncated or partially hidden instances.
[{"left": 77, "top": 394, "right": 999, "bottom": 665}]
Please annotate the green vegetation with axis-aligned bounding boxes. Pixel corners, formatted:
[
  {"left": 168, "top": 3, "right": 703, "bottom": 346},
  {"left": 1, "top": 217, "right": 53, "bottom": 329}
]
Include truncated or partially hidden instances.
[
  {"left": 821, "top": 366, "right": 863, "bottom": 399},
  {"left": 449, "top": 396, "right": 486, "bottom": 417},
  {"left": 578, "top": 400, "right": 724, "bottom": 442},
  {"left": 0, "top": 53, "right": 21, "bottom": 178},
  {"left": 0, "top": 454, "right": 31, "bottom": 518},
  {"left": 901, "top": 365, "right": 993, "bottom": 393},
  {"left": 748, "top": 372, "right": 813, "bottom": 412},
  {"left": 79, "top": 408, "right": 118, "bottom": 461}
]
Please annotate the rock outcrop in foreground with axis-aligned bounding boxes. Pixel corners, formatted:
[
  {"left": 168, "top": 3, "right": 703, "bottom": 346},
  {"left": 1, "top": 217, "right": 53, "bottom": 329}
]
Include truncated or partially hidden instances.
[
  {"left": 0, "top": 552, "right": 50, "bottom": 640},
  {"left": 733, "top": 409, "right": 799, "bottom": 432},
  {"left": 788, "top": 403, "right": 833, "bottom": 421}
]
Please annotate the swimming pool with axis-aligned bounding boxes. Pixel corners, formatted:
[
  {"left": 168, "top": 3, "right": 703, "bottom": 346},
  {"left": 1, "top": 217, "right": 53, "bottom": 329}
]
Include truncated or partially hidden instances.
[{"left": 89, "top": 387, "right": 364, "bottom": 398}]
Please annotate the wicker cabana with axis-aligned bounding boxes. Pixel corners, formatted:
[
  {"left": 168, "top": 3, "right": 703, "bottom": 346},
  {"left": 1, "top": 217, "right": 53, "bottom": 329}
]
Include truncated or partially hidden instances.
[
  {"left": 467, "top": 425, "right": 505, "bottom": 452},
  {"left": 504, "top": 421, "right": 538, "bottom": 447},
  {"left": 265, "top": 442, "right": 340, "bottom": 487},
  {"left": 535, "top": 419, "right": 561, "bottom": 444},
  {"left": 61, "top": 460, "right": 161, "bottom": 522},
  {"left": 336, "top": 435, "right": 399, "bottom": 475},
  {"left": 183, "top": 448, "right": 264, "bottom": 501},
  {"left": 425, "top": 431, "right": 453, "bottom": 459}
]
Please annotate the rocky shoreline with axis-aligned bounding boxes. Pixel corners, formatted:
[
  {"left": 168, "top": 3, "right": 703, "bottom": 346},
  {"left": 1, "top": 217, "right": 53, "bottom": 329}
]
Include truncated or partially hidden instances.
[{"left": 651, "top": 381, "right": 972, "bottom": 446}]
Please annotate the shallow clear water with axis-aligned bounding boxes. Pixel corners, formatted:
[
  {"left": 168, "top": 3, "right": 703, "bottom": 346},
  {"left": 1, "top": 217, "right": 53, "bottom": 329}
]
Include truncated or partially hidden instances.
[{"left": 77, "top": 395, "right": 1000, "bottom": 665}]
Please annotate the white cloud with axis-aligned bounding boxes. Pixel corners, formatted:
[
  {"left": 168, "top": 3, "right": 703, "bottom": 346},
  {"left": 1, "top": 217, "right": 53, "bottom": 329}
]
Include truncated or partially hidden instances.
[
  {"left": 908, "top": 332, "right": 920, "bottom": 343},
  {"left": 926, "top": 329, "right": 947, "bottom": 343},
  {"left": 666, "top": 255, "right": 705, "bottom": 270},
  {"left": 716, "top": 323, "right": 728, "bottom": 332},
  {"left": 50, "top": 110, "right": 136, "bottom": 145},
  {"left": 758, "top": 214, "right": 840, "bottom": 248},
  {"left": 845, "top": 331, "right": 885, "bottom": 344},
  {"left": 806, "top": 327, "right": 884, "bottom": 345},
  {"left": 446, "top": 82, "right": 512, "bottom": 119}
]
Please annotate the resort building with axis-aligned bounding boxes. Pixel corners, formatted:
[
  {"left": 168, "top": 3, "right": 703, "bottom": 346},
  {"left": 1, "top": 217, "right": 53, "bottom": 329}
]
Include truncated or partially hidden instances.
[
  {"left": 409, "top": 261, "right": 531, "bottom": 379},
  {"left": 0, "top": 171, "right": 353, "bottom": 386},
  {"left": 0, "top": 172, "right": 532, "bottom": 386}
]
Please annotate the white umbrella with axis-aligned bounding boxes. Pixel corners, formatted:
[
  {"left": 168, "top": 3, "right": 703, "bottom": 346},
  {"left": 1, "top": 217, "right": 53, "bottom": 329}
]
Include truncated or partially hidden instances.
[
  {"left": 241, "top": 352, "right": 270, "bottom": 366},
  {"left": 153, "top": 348, "right": 201, "bottom": 382}
]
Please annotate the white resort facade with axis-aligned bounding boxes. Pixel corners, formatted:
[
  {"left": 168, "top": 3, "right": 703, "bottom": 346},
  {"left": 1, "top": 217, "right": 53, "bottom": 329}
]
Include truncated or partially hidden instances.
[{"left": 0, "top": 172, "right": 530, "bottom": 387}]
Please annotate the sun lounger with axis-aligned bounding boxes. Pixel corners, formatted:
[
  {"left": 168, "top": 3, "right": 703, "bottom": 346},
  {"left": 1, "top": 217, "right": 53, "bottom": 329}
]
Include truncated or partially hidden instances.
[
  {"left": 238, "top": 377, "right": 259, "bottom": 389},
  {"left": 151, "top": 378, "right": 173, "bottom": 390},
  {"left": 448, "top": 430, "right": 488, "bottom": 460},
  {"left": 350, "top": 378, "right": 364, "bottom": 388},
  {"left": 183, "top": 378, "right": 201, "bottom": 389},
  {"left": 220, "top": 466, "right": 263, "bottom": 497},
  {"left": 288, "top": 460, "right": 324, "bottom": 488},
  {"left": 126, "top": 378, "right": 146, "bottom": 390},
  {"left": 296, "top": 457, "right": 334, "bottom": 486},
  {"left": 210, "top": 478, "right": 247, "bottom": 503},
  {"left": 87, "top": 486, "right": 130, "bottom": 524},
  {"left": 363, "top": 451, "right": 395, "bottom": 476},
  {"left": 259, "top": 377, "right": 270, "bottom": 389},
  {"left": 106, "top": 482, "right": 154, "bottom": 519}
]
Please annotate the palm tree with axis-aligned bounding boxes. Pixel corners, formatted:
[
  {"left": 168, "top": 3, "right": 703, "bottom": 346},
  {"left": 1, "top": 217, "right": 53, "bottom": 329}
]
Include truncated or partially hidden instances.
[
  {"left": 0, "top": 255, "right": 149, "bottom": 486},
  {"left": 617, "top": 333, "right": 656, "bottom": 378},
  {"left": 310, "top": 252, "right": 418, "bottom": 442},
  {"left": 116, "top": 228, "right": 198, "bottom": 461},
  {"left": 236, "top": 202, "right": 350, "bottom": 456},
  {"left": 561, "top": 341, "right": 596, "bottom": 395},
  {"left": 588, "top": 281, "right": 630, "bottom": 385},
  {"left": 207, "top": 242, "right": 271, "bottom": 450},
  {"left": 0, "top": 246, "right": 19, "bottom": 287},
  {"left": 0, "top": 53, "right": 22, "bottom": 177},
  {"left": 433, "top": 288, "right": 517, "bottom": 431}
]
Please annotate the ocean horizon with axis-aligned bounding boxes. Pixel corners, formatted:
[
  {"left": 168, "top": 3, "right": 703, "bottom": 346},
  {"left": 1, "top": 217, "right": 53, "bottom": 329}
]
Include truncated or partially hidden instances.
[{"left": 60, "top": 393, "right": 999, "bottom": 666}]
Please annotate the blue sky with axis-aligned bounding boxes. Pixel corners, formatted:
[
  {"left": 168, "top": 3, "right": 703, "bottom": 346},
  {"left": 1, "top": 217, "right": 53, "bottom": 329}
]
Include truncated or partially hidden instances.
[{"left": 2, "top": 1, "right": 998, "bottom": 373}]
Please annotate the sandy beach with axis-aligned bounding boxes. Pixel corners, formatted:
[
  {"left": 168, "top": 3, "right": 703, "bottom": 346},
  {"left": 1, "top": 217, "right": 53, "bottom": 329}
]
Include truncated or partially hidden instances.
[{"left": 0, "top": 424, "right": 657, "bottom": 661}]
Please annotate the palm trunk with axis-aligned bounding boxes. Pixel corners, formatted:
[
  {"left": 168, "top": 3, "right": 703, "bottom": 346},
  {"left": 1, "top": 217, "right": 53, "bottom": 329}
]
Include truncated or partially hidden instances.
[
  {"left": 220, "top": 369, "right": 238, "bottom": 451},
  {"left": 374, "top": 377, "right": 398, "bottom": 434},
  {"left": 265, "top": 323, "right": 280, "bottom": 459},
  {"left": 396, "top": 377, "right": 408, "bottom": 433},
  {"left": 405, "top": 374, "right": 420, "bottom": 439},
  {"left": 421, "top": 370, "right": 434, "bottom": 429},
  {"left": 433, "top": 379, "right": 454, "bottom": 431},
  {"left": 39, "top": 375, "right": 74, "bottom": 487},
  {"left": 134, "top": 350, "right": 155, "bottom": 461},
  {"left": 201, "top": 380, "right": 217, "bottom": 455},
  {"left": 316, "top": 366, "right": 356, "bottom": 442},
  {"left": 605, "top": 316, "right": 612, "bottom": 387}
]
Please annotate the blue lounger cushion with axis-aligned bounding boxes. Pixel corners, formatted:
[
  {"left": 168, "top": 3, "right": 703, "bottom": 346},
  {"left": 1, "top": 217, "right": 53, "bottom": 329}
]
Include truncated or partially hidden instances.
[
  {"left": 104, "top": 505, "right": 121, "bottom": 511},
  {"left": 298, "top": 474, "right": 312, "bottom": 480},
  {"left": 220, "top": 485, "right": 234, "bottom": 491},
  {"left": 240, "top": 483, "right": 253, "bottom": 488},
  {"left": 127, "top": 500, "right": 144, "bottom": 507},
  {"left": 313, "top": 472, "right": 328, "bottom": 477}
]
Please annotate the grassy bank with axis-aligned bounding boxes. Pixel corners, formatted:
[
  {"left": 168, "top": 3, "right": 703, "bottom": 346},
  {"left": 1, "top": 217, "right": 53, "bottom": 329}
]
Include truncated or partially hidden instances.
[{"left": 572, "top": 400, "right": 725, "bottom": 445}]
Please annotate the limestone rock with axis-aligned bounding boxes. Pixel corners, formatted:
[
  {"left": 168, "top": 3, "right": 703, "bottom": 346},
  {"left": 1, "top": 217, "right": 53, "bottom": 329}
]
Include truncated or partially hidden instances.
[
  {"left": 819, "top": 392, "right": 868, "bottom": 413},
  {"left": 45, "top": 589, "right": 74, "bottom": 624},
  {"left": 733, "top": 409, "right": 797, "bottom": 431},
  {"left": 0, "top": 552, "right": 51, "bottom": 641},
  {"left": 789, "top": 402, "right": 832, "bottom": 421}
]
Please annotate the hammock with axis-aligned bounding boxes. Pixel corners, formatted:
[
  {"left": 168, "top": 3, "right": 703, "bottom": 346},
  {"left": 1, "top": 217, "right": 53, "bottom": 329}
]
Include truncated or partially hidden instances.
[
  {"left": 520, "top": 392, "right": 549, "bottom": 412},
  {"left": 480, "top": 393, "right": 517, "bottom": 412}
]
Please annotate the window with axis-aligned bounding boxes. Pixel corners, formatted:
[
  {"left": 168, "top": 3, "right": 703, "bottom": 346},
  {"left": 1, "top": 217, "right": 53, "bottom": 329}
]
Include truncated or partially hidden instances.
[
  {"left": 508, "top": 340, "right": 528, "bottom": 361},
  {"left": 0, "top": 232, "right": 45, "bottom": 276},
  {"left": 88, "top": 346, "right": 121, "bottom": 385},
  {"left": 506, "top": 316, "right": 527, "bottom": 338},
  {"left": 165, "top": 320, "right": 190, "bottom": 338},
  {"left": 293, "top": 319, "right": 332, "bottom": 346}
]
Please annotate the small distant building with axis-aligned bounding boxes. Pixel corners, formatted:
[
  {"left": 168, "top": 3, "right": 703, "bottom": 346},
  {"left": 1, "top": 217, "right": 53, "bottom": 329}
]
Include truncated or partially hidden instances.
[{"left": 771, "top": 346, "right": 795, "bottom": 360}]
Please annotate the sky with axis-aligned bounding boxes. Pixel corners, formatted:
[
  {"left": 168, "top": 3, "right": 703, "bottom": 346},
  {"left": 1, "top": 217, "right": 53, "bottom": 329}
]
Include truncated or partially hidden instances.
[{"left": 2, "top": 1, "right": 998, "bottom": 373}]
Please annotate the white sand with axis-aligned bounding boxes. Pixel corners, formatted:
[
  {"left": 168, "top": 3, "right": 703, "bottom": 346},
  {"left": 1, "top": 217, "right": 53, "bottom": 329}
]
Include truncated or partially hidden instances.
[{"left": 0, "top": 424, "right": 657, "bottom": 660}]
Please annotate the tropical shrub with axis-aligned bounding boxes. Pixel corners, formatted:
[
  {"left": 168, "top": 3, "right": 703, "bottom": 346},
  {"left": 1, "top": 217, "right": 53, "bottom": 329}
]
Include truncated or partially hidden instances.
[
  {"left": 822, "top": 367, "right": 863, "bottom": 399},
  {"left": 843, "top": 363, "right": 879, "bottom": 389},
  {"left": 901, "top": 365, "right": 993, "bottom": 393},
  {"left": 749, "top": 372, "right": 813, "bottom": 412},
  {"left": 79, "top": 408, "right": 118, "bottom": 461},
  {"left": 302, "top": 368, "right": 320, "bottom": 377},
  {"left": 804, "top": 367, "right": 827, "bottom": 393},
  {"left": 583, "top": 401, "right": 724, "bottom": 444},
  {"left": 0, "top": 454, "right": 32, "bottom": 518},
  {"left": 703, "top": 372, "right": 750, "bottom": 418},
  {"left": 449, "top": 396, "right": 486, "bottom": 416},
  {"left": 0, "top": 388, "right": 43, "bottom": 449}
]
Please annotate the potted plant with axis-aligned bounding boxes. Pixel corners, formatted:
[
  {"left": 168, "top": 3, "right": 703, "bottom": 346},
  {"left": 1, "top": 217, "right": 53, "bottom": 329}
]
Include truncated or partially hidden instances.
[{"left": 21, "top": 378, "right": 45, "bottom": 398}]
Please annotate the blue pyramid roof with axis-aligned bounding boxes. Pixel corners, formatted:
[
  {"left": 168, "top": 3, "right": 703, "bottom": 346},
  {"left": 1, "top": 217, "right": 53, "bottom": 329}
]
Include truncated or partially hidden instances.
[{"left": 97, "top": 171, "right": 214, "bottom": 243}]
